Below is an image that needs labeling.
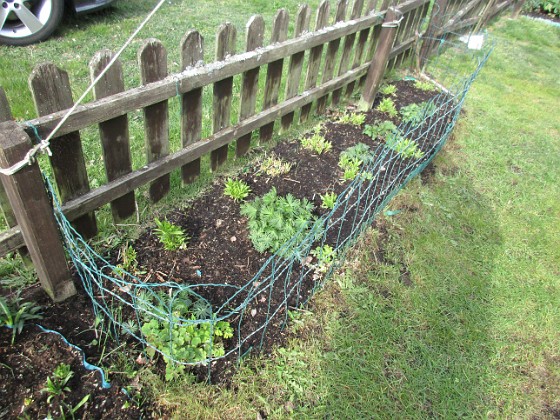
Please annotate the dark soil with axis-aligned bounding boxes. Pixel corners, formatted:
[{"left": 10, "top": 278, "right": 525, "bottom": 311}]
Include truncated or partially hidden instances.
[
  {"left": 525, "top": 10, "right": 560, "bottom": 23},
  {"left": 0, "top": 79, "right": 442, "bottom": 419}
]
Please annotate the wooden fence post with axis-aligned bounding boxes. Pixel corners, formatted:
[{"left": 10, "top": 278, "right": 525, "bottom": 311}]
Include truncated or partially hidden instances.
[
  {"left": 511, "top": 0, "right": 526, "bottom": 18},
  {"left": 359, "top": 7, "right": 401, "bottom": 111},
  {"left": 419, "top": 0, "right": 448, "bottom": 69},
  {"left": 0, "top": 121, "right": 75, "bottom": 301}
]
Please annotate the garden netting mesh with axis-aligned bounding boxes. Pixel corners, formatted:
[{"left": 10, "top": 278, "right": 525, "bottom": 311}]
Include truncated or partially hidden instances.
[{"left": 48, "top": 33, "right": 493, "bottom": 381}]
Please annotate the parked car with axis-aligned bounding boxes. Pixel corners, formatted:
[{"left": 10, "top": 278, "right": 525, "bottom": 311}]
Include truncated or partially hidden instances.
[{"left": 0, "top": 0, "right": 115, "bottom": 46}]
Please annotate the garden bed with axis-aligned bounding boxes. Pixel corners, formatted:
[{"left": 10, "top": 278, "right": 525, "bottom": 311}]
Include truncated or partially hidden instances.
[{"left": 1, "top": 78, "right": 450, "bottom": 418}]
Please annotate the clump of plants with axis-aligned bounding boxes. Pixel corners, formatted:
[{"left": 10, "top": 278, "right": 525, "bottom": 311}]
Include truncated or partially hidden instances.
[
  {"left": 414, "top": 79, "right": 436, "bottom": 92},
  {"left": 139, "top": 290, "right": 233, "bottom": 381},
  {"left": 240, "top": 187, "right": 316, "bottom": 255},
  {"left": 154, "top": 218, "right": 189, "bottom": 251},
  {"left": 310, "top": 244, "right": 337, "bottom": 276},
  {"left": 338, "top": 143, "right": 373, "bottom": 180},
  {"left": 320, "top": 191, "right": 337, "bottom": 210},
  {"left": 363, "top": 120, "right": 397, "bottom": 140},
  {"left": 379, "top": 84, "right": 397, "bottom": 96},
  {"left": 376, "top": 97, "right": 398, "bottom": 118},
  {"left": 0, "top": 295, "right": 42, "bottom": 344},
  {"left": 385, "top": 135, "right": 425, "bottom": 159},
  {"left": 223, "top": 178, "right": 251, "bottom": 202},
  {"left": 42, "top": 363, "right": 73, "bottom": 403},
  {"left": 400, "top": 101, "right": 437, "bottom": 125},
  {"left": 257, "top": 154, "right": 292, "bottom": 177},
  {"left": 300, "top": 124, "right": 332, "bottom": 155},
  {"left": 337, "top": 112, "right": 366, "bottom": 126}
]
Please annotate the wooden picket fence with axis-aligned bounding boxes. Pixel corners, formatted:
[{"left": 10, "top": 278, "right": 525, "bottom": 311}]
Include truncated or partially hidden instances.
[{"left": 0, "top": 0, "right": 516, "bottom": 301}]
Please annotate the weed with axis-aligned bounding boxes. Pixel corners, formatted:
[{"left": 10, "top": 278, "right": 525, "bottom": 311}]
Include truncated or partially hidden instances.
[
  {"left": 258, "top": 154, "right": 293, "bottom": 177},
  {"left": 310, "top": 244, "right": 337, "bottom": 275},
  {"left": 42, "top": 363, "right": 73, "bottom": 403},
  {"left": 223, "top": 178, "right": 251, "bottom": 202},
  {"left": 363, "top": 121, "right": 398, "bottom": 140},
  {"left": 320, "top": 192, "right": 337, "bottom": 210},
  {"left": 153, "top": 218, "right": 188, "bottom": 251},
  {"left": 0, "top": 295, "right": 42, "bottom": 344},
  {"left": 337, "top": 112, "right": 366, "bottom": 126},
  {"left": 385, "top": 135, "right": 425, "bottom": 159},
  {"left": 380, "top": 84, "right": 397, "bottom": 96},
  {"left": 115, "top": 243, "right": 144, "bottom": 277},
  {"left": 300, "top": 125, "right": 333, "bottom": 155},
  {"left": 376, "top": 98, "right": 398, "bottom": 118},
  {"left": 414, "top": 79, "right": 436, "bottom": 91},
  {"left": 240, "top": 187, "right": 316, "bottom": 255}
]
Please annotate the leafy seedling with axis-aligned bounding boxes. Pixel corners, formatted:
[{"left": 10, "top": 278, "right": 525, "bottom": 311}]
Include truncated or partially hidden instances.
[
  {"left": 338, "top": 143, "right": 373, "bottom": 181},
  {"left": 310, "top": 244, "right": 337, "bottom": 275},
  {"left": 300, "top": 124, "right": 332, "bottom": 155},
  {"left": 223, "top": 178, "right": 251, "bottom": 202},
  {"left": 363, "top": 121, "right": 397, "bottom": 140},
  {"left": 320, "top": 192, "right": 337, "bottom": 210},
  {"left": 0, "top": 295, "right": 42, "bottom": 344},
  {"left": 400, "top": 101, "right": 437, "bottom": 125},
  {"left": 337, "top": 112, "right": 366, "bottom": 126},
  {"left": 154, "top": 218, "right": 189, "bottom": 251},
  {"left": 414, "top": 79, "right": 436, "bottom": 91},
  {"left": 385, "top": 135, "right": 425, "bottom": 159},
  {"left": 42, "top": 363, "right": 73, "bottom": 403},
  {"left": 258, "top": 154, "right": 292, "bottom": 177},
  {"left": 380, "top": 84, "right": 397, "bottom": 96},
  {"left": 376, "top": 97, "right": 398, "bottom": 118}
]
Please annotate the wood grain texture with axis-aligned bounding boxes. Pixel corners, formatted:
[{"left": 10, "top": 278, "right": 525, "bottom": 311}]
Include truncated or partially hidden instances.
[
  {"left": 237, "top": 15, "right": 265, "bottom": 157},
  {"left": 90, "top": 50, "right": 136, "bottom": 222},
  {"left": 29, "top": 63, "right": 98, "bottom": 238},
  {"left": 139, "top": 39, "right": 170, "bottom": 202},
  {"left": 180, "top": 30, "right": 204, "bottom": 184},
  {"left": 0, "top": 87, "right": 17, "bottom": 229}
]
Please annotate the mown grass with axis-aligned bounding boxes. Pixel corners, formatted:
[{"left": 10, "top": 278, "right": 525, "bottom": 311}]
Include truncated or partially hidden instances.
[{"left": 135, "top": 15, "right": 560, "bottom": 419}]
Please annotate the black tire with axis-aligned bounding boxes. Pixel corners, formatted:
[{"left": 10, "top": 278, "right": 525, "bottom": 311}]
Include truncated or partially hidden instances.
[{"left": 0, "top": 0, "right": 65, "bottom": 46}]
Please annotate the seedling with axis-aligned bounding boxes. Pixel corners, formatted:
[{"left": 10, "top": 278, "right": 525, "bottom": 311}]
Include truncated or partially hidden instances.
[
  {"left": 385, "top": 135, "right": 425, "bottom": 159},
  {"left": 223, "top": 178, "right": 251, "bottom": 202},
  {"left": 310, "top": 244, "right": 337, "bottom": 274},
  {"left": 414, "top": 79, "right": 436, "bottom": 92},
  {"left": 320, "top": 191, "right": 337, "bottom": 210},
  {"left": 376, "top": 97, "right": 398, "bottom": 118},
  {"left": 380, "top": 84, "right": 397, "bottom": 96},
  {"left": 0, "top": 295, "right": 42, "bottom": 344},
  {"left": 338, "top": 143, "right": 373, "bottom": 181},
  {"left": 153, "top": 218, "right": 189, "bottom": 251},
  {"left": 400, "top": 101, "right": 437, "bottom": 125},
  {"left": 241, "top": 187, "right": 316, "bottom": 255},
  {"left": 42, "top": 363, "right": 73, "bottom": 403},
  {"left": 300, "top": 124, "right": 332, "bottom": 155},
  {"left": 363, "top": 121, "right": 397, "bottom": 140},
  {"left": 337, "top": 112, "right": 366, "bottom": 126},
  {"left": 258, "top": 154, "right": 292, "bottom": 177}
]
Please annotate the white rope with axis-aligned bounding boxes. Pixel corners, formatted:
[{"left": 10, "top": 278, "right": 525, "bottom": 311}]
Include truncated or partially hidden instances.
[
  {"left": 382, "top": 15, "right": 404, "bottom": 28},
  {"left": 0, "top": 0, "right": 167, "bottom": 177}
]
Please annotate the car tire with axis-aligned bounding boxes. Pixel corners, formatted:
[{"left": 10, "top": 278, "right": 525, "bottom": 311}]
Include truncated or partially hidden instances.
[{"left": 0, "top": 0, "right": 65, "bottom": 46}]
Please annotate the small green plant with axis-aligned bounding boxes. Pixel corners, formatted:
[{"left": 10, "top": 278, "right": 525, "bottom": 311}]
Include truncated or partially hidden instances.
[
  {"left": 223, "top": 178, "right": 251, "bottom": 202},
  {"left": 258, "top": 154, "right": 292, "bottom": 177},
  {"left": 300, "top": 124, "right": 332, "bottom": 155},
  {"left": 0, "top": 295, "right": 42, "bottom": 344},
  {"left": 338, "top": 143, "right": 373, "bottom": 181},
  {"left": 363, "top": 121, "right": 397, "bottom": 140},
  {"left": 310, "top": 244, "right": 337, "bottom": 275},
  {"left": 139, "top": 291, "right": 233, "bottom": 381},
  {"left": 240, "top": 187, "right": 316, "bottom": 255},
  {"left": 115, "top": 243, "right": 144, "bottom": 277},
  {"left": 42, "top": 363, "right": 73, "bottom": 403},
  {"left": 337, "top": 112, "right": 366, "bottom": 126},
  {"left": 320, "top": 191, "right": 337, "bottom": 210},
  {"left": 154, "top": 218, "right": 188, "bottom": 251},
  {"left": 400, "top": 101, "right": 437, "bottom": 125},
  {"left": 414, "top": 79, "right": 436, "bottom": 92},
  {"left": 380, "top": 84, "right": 397, "bottom": 96},
  {"left": 376, "top": 97, "right": 398, "bottom": 118},
  {"left": 385, "top": 135, "right": 425, "bottom": 159}
]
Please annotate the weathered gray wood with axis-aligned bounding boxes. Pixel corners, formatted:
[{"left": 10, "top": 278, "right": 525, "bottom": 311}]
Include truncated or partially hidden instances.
[
  {"left": 0, "top": 88, "right": 17, "bottom": 229},
  {"left": 281, "top": 4, "right": 311, "bottom": 131},
  {"left": 0, "top": 121, "right": 75, "bottom": 301},
  {"left": 25, "top": 12, "right": 384, "bottom": 140},
  {"left": 237, "top": 15, "right": 265, "bottom": 157},
  {"left": 260, "top": 9, "right": 289, "bottom": 143},
  {"left": 180, "top": 30, "right": 204, "bottom": 184},
  {"left": 61, "top": 62, "right": 372, "bottom": 222},
  {"left": 420, "top": 0, "right": 449, "bottom": 67},
  {"left": 139, "top": 39, "right": 170, "bottom": 203},
  {"left": 90, "top": 50, "right": 136, "bottom": 222},
  {"left": 211, "top": 23, "right": 236, "bottom": 171},
  {"left": 28, "top": 63, "right": 98, "bottom": 239},
  {"left": 359, "top": 7, "right": 401, "bottom": 110},
  {"left": 346, "top": 0, "right": 373, "bottom": 97},
  {"left": 317, "top": 0, "right": 348, "bottom": 114},
  {"left": 300, "top": 0, "right": 331, "bottom": 123},
  {"left": 441, "top": 0, "right": 483, "bottom": 33},
  {"left": 0, "top": 226, "right": 24, "bottom": 257},
  {"left": 332, "top": 0, "right": 364, "bottom": 105},
  {"left": 511, "top": 0, "right": 526, "bottom": 18}
]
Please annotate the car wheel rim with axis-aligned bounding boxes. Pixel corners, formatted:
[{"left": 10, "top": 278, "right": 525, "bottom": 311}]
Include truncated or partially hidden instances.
[{"left": 0, "top": 0, "right": 53, "bottom": 39}]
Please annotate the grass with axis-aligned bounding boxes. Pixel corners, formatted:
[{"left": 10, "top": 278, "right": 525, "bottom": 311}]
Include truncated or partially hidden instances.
[{"left": 135, "top": 15, "right": 560, "bottom": 419}]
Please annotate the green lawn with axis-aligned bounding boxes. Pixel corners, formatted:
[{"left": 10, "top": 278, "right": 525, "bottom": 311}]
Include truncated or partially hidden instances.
[{"left": 137, "top": 15, "right": 560, "bottom": 419}]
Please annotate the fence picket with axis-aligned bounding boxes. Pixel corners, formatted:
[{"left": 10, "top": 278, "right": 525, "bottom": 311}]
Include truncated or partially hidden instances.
[
  {"left": 317, "top": 0, "right": 348, "bottom": 114},
  {"left": 180, "top": 30, "right": 204, "bottom": 184},
  {"left": 90, "top": 50, "right": 136, "bottom": 222},
  {"left": 346, "top": 0, "right": 372, "bottom": 96},
  {"left": 139, "top": 39, "right": 170, "bottom": 203},
  {"left": 0, "top": 88, "right": 17, "bottom": 229},
  {"left": 281, "top": 5, "right": 311, "bottom": 131},
  {"left": 259, "top": 9, "right": 289, "bottom": 143},
  {"left": 300, "top": 0, "right": 331, "bottom": 123},
  {"left": 332, "top": 0, "right": 364, "bottom": 105},
  {"left": 237, "top": 15, "right": 265, "bottom": 157},
  {"left": 211, "top": 23, "right": 237, "bottom": 171},
  {"left": 29, "top": 64, "right": 98, "bottom": 238}
]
